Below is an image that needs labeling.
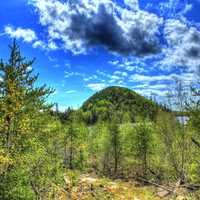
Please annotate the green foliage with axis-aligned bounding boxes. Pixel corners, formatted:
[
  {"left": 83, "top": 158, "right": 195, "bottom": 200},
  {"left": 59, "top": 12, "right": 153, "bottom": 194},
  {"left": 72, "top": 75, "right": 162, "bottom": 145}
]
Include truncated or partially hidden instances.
[
  {"left": 0, "top": 41, "right": 63, "bottom": 200},
  {"left": 130, "top": 120, "right": 154, "bottom": 177},
  {"left": 86, "top": 122, "right": 110, "bottom": 173},
  {"left": 155, "top": 111, "right": 194, "bottom": 182},
  {"left": 106, "top": 115, "right": 122, "bottom": 176},
  {"left": 64, "top": 111, "right": 87, "bottom": 170},
  {"left": 81, "top": 86, "right": 168, "bottom": 124},
  {"left": 1, "top": 41, "right": 200, "bottom": 199}
]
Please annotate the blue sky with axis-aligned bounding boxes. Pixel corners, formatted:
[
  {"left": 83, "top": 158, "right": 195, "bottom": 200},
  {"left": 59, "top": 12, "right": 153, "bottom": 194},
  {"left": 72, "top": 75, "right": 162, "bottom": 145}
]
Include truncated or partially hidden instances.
[{"left": 0, "top": 0, "right": 200, "bottom": 110}]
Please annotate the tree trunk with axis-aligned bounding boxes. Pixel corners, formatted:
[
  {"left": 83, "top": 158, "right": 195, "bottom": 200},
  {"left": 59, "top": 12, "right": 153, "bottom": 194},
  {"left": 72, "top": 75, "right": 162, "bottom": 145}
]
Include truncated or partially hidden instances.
[
  {"left": 114, "top": 145, "right": 118, "bottom": 176},
  {"left": 69, "top": 134, "right": 73, "bottom": 169}
]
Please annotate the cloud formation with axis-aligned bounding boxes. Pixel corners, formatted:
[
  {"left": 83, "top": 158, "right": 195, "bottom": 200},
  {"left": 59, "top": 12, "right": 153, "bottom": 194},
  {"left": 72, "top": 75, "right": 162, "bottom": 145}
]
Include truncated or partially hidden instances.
[
  {"left": 129, "top": 72, "right": 194, "bottom": 83},
  {"left": 162, "top": 19, "right": 200, "bottom": 68},
  {"left": 87, "top": 83, "right": 107, "bottom": 91},
  {"left": 4, "top": 25, "right": 37, "bottom": 42},
  {"left": 65, "top": 90, "right": 77, "bottom": 94},
  {"left": 30, "top": 0, "right": 162, "bottom": 56}
]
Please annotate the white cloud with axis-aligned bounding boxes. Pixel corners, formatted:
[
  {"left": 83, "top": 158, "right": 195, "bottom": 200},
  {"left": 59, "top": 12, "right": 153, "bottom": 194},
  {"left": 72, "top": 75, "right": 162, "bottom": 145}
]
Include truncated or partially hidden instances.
[
  {"left": 65, "top": 71, "right": 85, "bottom": 78},
  {"left": 181, "top": 4, "right": 193, "bottom": 15},
  {"left": 129, "top": 72, "right": 195, "bottom": 83},
  {"left": 124, "top": 0, "right": 139, "bottom": 10},
  {"left": 113, "top": 58, "right": 148, "bottom": 73},
  {"left": 134, "top": 88, "right": 168, "bottom": 97},
  {"left": 110, "top": 75, "right": 121, "bottom": 80},
  {"left": 4, "top": 25, "right": 37, "bottom": 43},
  {"left": 32, "top": 39, "right": 58, "bottom": 51},
  {"left": 84, "top": 74, "right": 99, "bottom": 82},
  {"left": 114, "top": 71, "right": 128, "bottom": 77},
  {"left": 133, "top": 83, "right": 167, "bottom": 90},
  {"left": 4, "top": 25, "right": 59, "bottom": 51},
  {"left": 129, "top": 74, "right": 168, "bottom": 82},
  {"left": 132, "top": 76, "right": 194, "bottom": 98},
  {"left": 32, "top": 40, "right": 46, "bottom": 49},
  {"left": 95, "top": 70, "right": 127, "bottom": 84},
  {"left": 161, "top": 19, "right": 200, "bottom": 71},
  {"left": 65, "top": 90, "right": 77, "bottom": 94},
  {"left": 164, "top": 19, "right": 188, "bottom": 46},
  {"left": 132, "top": 82, "right": 170, "bottom": 97},
  {"left": 48, "top": 41, "right": 58, "bottom": 50},
  {"left": 87, "top": 83, "right": 107, "bottom": 91}
]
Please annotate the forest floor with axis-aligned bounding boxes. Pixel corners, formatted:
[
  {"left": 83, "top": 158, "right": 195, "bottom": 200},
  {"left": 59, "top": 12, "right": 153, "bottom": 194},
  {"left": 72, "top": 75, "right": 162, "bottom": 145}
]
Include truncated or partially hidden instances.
[{"left": 57, "top": 173, "right": 198, "bottom": 200}]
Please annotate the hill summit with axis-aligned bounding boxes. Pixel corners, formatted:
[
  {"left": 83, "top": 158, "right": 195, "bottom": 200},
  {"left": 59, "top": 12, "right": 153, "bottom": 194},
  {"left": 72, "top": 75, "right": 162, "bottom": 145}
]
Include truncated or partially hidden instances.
[{"left": 81, "top": 86, "right": 165, "bottom": 123}]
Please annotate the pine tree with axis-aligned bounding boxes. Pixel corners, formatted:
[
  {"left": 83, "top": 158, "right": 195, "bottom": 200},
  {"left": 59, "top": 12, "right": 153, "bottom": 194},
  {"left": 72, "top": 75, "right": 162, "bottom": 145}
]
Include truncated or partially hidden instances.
[
  {"left": 0, "top": 40, "right": 54, "bottom": 200},
  {"left": 0, "top": 40, "right": 53, "bottom": 153}
]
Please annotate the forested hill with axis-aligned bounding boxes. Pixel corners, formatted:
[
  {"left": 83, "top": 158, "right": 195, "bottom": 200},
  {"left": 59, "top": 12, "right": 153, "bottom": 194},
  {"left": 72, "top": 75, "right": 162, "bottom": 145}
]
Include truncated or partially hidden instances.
[{"left": 81, "top": 86, "right": 168, "bottom": 123}]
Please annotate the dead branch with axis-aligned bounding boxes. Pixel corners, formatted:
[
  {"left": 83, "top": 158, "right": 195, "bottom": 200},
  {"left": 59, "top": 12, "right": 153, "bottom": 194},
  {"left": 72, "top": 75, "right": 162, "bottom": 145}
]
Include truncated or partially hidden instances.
[
  {"left": 191, "top": 137, "right": 200, "bottom": 148},
  {"left": 137, "top": 177, "right": 181, "bottom": 195}
]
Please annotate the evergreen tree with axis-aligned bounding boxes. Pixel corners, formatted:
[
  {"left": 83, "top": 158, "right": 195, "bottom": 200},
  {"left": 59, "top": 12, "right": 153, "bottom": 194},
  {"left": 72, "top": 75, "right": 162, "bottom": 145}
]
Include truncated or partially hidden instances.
[
  {"left": 0, "top": 40, "right": 52, "bottom": 153},
  {"left": 0, "top": 40, "right": 54, "bottom": 199}
]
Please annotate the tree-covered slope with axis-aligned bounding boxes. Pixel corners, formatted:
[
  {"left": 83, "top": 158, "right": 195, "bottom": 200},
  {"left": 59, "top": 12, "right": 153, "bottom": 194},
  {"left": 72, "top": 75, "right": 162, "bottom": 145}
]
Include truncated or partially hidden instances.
[{"left": 81, "top": 86, "right": 166, "bottom": 123}]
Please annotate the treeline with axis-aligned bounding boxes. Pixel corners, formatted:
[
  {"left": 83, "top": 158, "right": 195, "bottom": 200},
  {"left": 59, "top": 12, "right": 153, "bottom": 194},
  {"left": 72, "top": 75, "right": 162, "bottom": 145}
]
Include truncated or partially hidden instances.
[{"left": 1, "top": 42, "right": 200, "bottom": 199}]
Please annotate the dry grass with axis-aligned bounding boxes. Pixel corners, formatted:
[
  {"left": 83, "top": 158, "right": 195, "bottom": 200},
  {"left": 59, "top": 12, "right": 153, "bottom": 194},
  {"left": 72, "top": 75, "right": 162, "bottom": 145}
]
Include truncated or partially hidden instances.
[{"left": 59, "top": 174, "right": 162, "bottom": 200}]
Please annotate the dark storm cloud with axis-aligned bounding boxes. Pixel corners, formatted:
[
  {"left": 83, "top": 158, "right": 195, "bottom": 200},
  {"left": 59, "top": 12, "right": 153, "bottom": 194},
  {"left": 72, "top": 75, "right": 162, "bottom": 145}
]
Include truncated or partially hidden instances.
[
  {"left": 186, "top": 30, "right": 200, "bottom": 59},
  {"left": 186, "top": 46, "right": 200, "bottom": 58},
  {"left": 66, "top": 4, "right": 160, "bottom": 56},
  {"left": 189, "top": 31, "right": 200, "bottom": 43},
  {"left": 31, "top": 0, "right": 162, "bottom": 57},
  {"left": 128, "top": 27, "right": 160, "bottom": 56}
]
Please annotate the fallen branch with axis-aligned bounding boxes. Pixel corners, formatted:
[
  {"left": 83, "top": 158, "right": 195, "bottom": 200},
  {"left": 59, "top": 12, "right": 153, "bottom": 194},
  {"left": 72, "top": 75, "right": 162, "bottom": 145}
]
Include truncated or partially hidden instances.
[
  {"left": 137, "top": 177, "right": 180, "bottom": 195},
  {"left": 182, "top": 184, "right": 200, "bottom": 191}
]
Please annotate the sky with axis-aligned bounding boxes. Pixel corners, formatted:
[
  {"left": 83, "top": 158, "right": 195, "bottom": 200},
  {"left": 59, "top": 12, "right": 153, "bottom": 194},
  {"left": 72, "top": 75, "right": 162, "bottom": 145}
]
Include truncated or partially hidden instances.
[{"left": 0, "top": 0, "right": 200, "bottom": 110}]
